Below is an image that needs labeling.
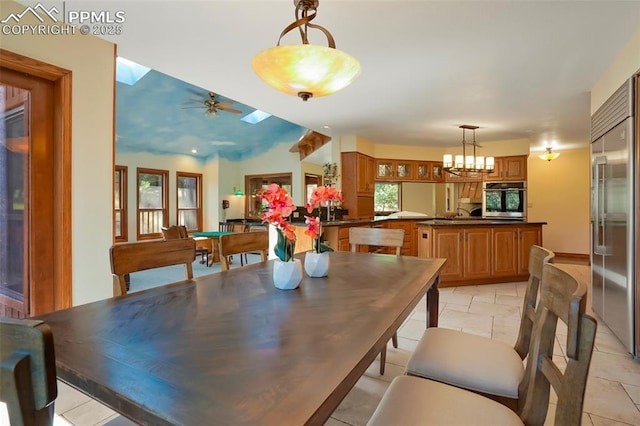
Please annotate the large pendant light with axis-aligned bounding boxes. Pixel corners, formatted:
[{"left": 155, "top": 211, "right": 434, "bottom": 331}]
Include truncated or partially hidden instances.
[
  {"left": 443, "top": 125, "right": 495, "bottom": 176},
  {"left": 251, "top": 0, "right": 361, "bottom": 101}
]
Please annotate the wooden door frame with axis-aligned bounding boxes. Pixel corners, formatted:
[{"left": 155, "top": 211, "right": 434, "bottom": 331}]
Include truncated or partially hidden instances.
[{"left": 1, "top": 48, "right": 72, "bottom": 314}]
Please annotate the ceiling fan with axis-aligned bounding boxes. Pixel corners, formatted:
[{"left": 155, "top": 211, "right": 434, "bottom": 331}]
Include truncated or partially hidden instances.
[{"left": 183, "top": 91, "right": 242, "bottom": 116}]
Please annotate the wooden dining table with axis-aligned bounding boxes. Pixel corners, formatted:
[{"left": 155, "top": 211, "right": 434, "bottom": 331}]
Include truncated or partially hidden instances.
[{"left": 35, "top": 252, "right": 446, "bottom": 425}]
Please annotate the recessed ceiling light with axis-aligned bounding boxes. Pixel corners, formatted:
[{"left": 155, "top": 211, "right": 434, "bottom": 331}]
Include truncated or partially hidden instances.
[
  {"left": 191, "top": 149, "right": 197, "bottom": 154},
  {"left": 241, "top": 110, "right": 272, "bottom": 124}
]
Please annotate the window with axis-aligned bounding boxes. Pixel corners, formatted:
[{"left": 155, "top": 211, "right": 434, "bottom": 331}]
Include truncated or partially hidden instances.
[
  {"left": 114, "top": 166, "right": 128, "bottom": 242},
  {"left": 176, "top": 172, "right": 202, "bottom": 231},
  {"left": 374, "top": 182, "right": 401, "bottom": 212},
  {"left": 137, "top": 168, "right": 168, "bottom": 240}
]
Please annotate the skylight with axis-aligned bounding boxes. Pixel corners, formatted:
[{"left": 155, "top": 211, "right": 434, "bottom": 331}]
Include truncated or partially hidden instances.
[
  {"left": 116, "top": 57, "right": 151, "bottom": 86},
  {"left": 241, "top": 110, "right": 272, "bottom": 124}
]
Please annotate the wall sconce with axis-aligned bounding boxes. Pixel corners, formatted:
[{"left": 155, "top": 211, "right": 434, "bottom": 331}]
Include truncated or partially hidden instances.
[
  {"left": 233, "top": 186, "right": 244, "bottom": 197},
  {"left": 539, "top": 147, "right": 560, "bottom": 162}
]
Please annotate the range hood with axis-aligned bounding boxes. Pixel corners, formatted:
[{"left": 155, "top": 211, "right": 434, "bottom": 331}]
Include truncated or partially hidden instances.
[{"left": 458, "top": 182, "right": 482, "bottom": 204}]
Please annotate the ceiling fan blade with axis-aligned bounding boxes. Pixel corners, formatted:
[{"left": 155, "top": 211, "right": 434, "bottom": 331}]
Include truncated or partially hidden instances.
[
  {"left": 215, "top": 101, "right": 233, "bottom": 107},
  {"left": 221, "top": 108, "right": 242, "bottom": 114}
]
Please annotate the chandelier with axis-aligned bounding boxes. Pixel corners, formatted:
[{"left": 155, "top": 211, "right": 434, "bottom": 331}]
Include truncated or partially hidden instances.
[
  {"left": 251, "top": 0, "right": 361, "bottom": 101},
  {"left": 539, "top": 147, "right": 560, "bottom": 162},
  {"left": 443, "top": 125, "right": 495, "bottom": 176}
]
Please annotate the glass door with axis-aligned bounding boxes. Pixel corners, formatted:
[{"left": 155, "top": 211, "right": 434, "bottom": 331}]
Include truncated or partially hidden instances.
[{"left": 1, "top": 84, "right": 29, "bottom": 316}]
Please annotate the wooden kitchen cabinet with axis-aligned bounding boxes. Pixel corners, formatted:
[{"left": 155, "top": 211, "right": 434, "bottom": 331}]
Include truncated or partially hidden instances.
[
  {"left": 418, "top": 226, "right": 432, "bottom": 257},
  {"left": 432, "top": 227, "right": 491, "bottom": 282},
  {"left": 386, "top": 220, "right": 418, "bottom": 256},
  {"left": 356, "top": 153, "right": 375, "bottom": 195},
  {"left": 445, "top": 170, "right": 483, "bottom": 182},
  {"left": 517, "top": 226, "right": 542, "bottom": 274},
  {"left": 323, "top": 223, "right": 370, "bottom": 252},
  {"left": 484, "top": 155, "right": 527, "bottom": 181},
  {"left": 375, "top": 159, "right": 415, "bottom": 181},
  {"left": 416, "top": 161, "right": 445, "bottom": 182},
  {"left": 419, "top": 222, "right": 543, "bottom": 286},
  {"left": 341, "top": 152, "right": 375, "bottom": 219},
  {"left": 491, "top": 225, "right": 541, "bottom": 276}
]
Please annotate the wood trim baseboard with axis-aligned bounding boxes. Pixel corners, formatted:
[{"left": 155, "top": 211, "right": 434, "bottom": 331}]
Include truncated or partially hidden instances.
[{"left": 554, "top": 252, "right": 590, "bottom": 264}]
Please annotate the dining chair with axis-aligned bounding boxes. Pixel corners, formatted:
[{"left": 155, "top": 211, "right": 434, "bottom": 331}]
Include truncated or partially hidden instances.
[
  {"left": 368, "top": 263, "right": 596, "bottom": 426},
  {"left": 349, "top": 226, "right": 405, "bottom": 374},
  {"left": 349, "top": 227, "right": 405, "bottom": 255},
  {"left": 218, "top": 231, "right": 269, "bottom": 271},
  {"left": 109, "top": 238, "right": 196, "bottom": 296},
  {"left": 161, "top": 225, "right": 211, "bottom": 266},
  {"left": 219, "top": 222, "right": 251, "bottom": 265},
  {"left": 1, "top": 317, "right": 57, "bottom": 426},
  {"left": 405, "top": 245, "right": 555, "bottom": 409}
]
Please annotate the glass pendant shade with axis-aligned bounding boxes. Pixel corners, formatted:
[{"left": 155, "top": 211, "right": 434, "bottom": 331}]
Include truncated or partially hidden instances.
[
  {"left": 539, "top": 147, "right": 560, "bottom": 162},
  {"left": 443, "top": 154, "right": 453, "bottom": 169},
  {"left": 252, "top": 44, "right": 361, "bottom": 100},
  {"left": 486, "top": 156, "right": 495, "bottom": 170}
]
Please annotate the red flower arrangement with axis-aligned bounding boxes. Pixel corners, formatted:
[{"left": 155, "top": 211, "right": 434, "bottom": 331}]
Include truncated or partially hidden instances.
[
  {"left": 257, "top": 183, "right": 297, "bottom": 262},
  {"left": 305, "top": 186, "right": 344, "bottom": 253}
]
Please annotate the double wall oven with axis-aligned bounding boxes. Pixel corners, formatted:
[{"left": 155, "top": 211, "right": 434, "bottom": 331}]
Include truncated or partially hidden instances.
[{"left": 482, "top": 181, "right": 526, "bottom": 219}]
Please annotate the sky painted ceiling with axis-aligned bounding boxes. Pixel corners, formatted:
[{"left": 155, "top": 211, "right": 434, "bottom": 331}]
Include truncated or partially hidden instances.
[{"left": 115, "top": 68, "right": 308, "bottom": 162}]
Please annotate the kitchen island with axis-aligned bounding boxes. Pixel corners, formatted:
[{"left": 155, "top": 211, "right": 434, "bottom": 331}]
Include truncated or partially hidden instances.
[{"left": 417, "top": 219, "right": 547, "bottom": 287}]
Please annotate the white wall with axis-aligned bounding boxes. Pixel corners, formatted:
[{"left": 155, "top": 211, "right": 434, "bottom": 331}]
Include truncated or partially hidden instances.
[
  {"left": 2, "top": 0, "right": 115, "bottom": 304},
  {"left": 402, "top": 182, "right": 436, "bottom": 215},
  {"left": 527, "top": 148, "right": 591, "bottom": 254},
  {"left": 591, "top": 29, "right": 640, "bottom": 113}
]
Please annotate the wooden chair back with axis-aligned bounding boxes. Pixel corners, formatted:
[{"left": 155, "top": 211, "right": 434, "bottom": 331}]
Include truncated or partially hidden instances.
[
  {"left": 110, "top": 239, "right": 196, "bottom": 296},
  {"left": 219, "top": 222, "right": 249, "bottom": 233},
  {"left": 0, "top": 317, "right": 57, "bottom": 426},
  {"left": 218, "top": 231, "right": 269, "bottom": 271},
  {"left": 513, "top": 245, "right": 555, "bottom": 358},
  {"left": 517, "top": 263, "right": 595, "bottom": 425},
  {"left": 161, "top": 225, "right": 188, "bottom": 240},
  {"left": 349, "top": 227, "right": 405, "bottom": 255}
]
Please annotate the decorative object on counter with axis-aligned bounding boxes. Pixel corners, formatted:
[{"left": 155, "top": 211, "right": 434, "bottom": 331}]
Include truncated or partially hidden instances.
[
  {"left": 303, "top": 186, "right": 343, "bottom": 277},
  {"left": 251, "top": 0, "right": 361, "bottom": 102},
  {"left": 323, "top": 162, "right": 339, "bottom": 186},
  {"left": 272, "top": 257, "right": 303, "bottom": 290},
  {"left": 538, "top": 147, "right": 560, "bottom": 162},
  {"left": 303, "top": 250, "right": 330, "bottom": 278},
  {"left": 257, "top": 183, "right": 302, "bottom": 289},
  {"left": 443, "top": 125, "right": 495, "bottom": 177}
]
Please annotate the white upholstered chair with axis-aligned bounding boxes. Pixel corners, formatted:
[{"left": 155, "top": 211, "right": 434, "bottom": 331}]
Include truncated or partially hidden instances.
[
  {"left": 349, "top": 226, "right": 405, "bottom": 375},
  {"left": 368, "top": 263, "right": 596, "bottom": 426},
  {"left": 405, "top": 245, "right": 554, "bottom": 409}
]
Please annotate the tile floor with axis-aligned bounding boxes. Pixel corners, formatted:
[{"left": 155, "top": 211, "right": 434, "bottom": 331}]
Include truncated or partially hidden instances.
[{"left": 11, "top": 269, "right": 640, "bottom": 425}]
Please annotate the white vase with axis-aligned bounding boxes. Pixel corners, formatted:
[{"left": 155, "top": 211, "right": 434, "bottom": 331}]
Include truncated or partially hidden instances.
[
  {"left": 273, "top": 259, "right": 303, "bottom": 290},
  {"left": 304, "top": 251, "right": 330, "bottom": 278}
]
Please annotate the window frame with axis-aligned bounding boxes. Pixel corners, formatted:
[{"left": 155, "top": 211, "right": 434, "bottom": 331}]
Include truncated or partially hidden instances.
[
  {"left": 176, "top": 171, "right": 203, "bottom": 232},
  {"left": 136, "top": 167, "right": 169, "bottom": 240},
  {"left": 114, "top": 165, "right": 128, "bottom": 242}
]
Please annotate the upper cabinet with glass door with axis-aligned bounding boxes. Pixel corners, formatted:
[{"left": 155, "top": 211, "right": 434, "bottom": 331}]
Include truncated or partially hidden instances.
[
  {"left": 375, "top": 159, "right": 414, "bottom": 181},
  {"left": 416, "top": 161, "right": 445, "bottom": 183}
]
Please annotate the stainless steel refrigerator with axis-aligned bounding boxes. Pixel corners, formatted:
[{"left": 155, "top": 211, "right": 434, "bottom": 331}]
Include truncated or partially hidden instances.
[{"left": 591, "top": 75, "right": 638, "bottom": 359}]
